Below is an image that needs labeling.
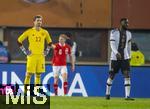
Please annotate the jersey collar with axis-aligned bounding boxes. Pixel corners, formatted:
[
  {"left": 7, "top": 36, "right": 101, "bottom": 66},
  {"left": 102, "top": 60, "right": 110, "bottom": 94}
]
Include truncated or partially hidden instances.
[
  {"left": 59, "top": 43, "right": 65, "bottom": 47},
  {"left": 32, "top": 27, "right": 42, "bottom": 31}
]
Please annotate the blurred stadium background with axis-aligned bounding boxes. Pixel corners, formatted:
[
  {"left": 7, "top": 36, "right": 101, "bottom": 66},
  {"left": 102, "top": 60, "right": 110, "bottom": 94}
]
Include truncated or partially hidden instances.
[
  {"left": 0, "top": 0, "right": 150, "bottom": 109},
  {"left": 1, "top": 0, "right": 150, "bottom": 63}
]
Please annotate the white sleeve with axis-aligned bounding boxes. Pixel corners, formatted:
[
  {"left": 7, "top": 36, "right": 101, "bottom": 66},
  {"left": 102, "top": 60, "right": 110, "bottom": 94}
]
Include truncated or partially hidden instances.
[
  {"left": 127, "top": 32, "right": 132, "bottom": 58},
  {"left": 71, "top": 42, "right": 76, "bottom": 62},
  {"left": 71, "top": 42, "right": 76, "bottom": 55},
  {"left": 110, "top": 30, "right": 118, "bottom": 55}
]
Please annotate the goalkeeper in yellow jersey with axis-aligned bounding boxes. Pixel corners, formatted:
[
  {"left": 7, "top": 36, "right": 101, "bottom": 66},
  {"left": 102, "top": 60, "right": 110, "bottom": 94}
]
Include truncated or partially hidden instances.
[{"left": 17, "top": 15, "right": 52, "bottom": 89}]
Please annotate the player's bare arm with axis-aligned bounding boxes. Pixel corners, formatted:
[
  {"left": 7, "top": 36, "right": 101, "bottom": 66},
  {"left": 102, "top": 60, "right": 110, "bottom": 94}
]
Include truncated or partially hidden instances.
[{"left": 51, "top": 44, "right": 56, "bottom": 49}]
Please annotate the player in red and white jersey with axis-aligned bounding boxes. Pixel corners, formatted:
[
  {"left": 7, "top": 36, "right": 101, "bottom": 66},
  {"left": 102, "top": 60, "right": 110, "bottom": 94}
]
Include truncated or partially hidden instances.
[{"left": 51, "top": 34, "right": 75, "bottom": 96}]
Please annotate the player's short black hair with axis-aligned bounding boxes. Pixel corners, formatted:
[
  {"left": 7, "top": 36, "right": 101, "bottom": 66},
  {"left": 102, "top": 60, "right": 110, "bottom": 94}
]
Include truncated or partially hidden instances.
[
  {"left": 120, "top": 18, "right": 128, "bottom": 23},
  {"left": 33, "top": 15, "right": 42, "bottom": 21}
]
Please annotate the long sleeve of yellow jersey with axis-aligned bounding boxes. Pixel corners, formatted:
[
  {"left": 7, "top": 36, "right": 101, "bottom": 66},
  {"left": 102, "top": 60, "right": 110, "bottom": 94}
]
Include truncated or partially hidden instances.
[
  {"left": 45, "top": 30, "right": 52, "bottom": 44},
  {"left": 18, "top": 30, "right": 29, "bottom": 43}
]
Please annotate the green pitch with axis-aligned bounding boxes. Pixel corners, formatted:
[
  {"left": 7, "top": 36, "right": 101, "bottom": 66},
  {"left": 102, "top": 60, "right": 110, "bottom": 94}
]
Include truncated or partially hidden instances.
[{"left": 50, "top": 96, "right": 150, "bottom": 109}]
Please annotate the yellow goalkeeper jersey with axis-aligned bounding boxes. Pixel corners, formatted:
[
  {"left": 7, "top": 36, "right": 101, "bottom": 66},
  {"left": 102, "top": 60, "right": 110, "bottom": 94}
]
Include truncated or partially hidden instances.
[{"left": 18, "top": 27, "right": 52, "bottom": 55}]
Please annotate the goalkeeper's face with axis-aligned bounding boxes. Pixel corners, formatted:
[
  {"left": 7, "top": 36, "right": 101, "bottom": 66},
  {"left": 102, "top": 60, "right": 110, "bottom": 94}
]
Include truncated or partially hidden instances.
[{"left": 34, "top": 18, "right": 42, "bottom": 27}]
